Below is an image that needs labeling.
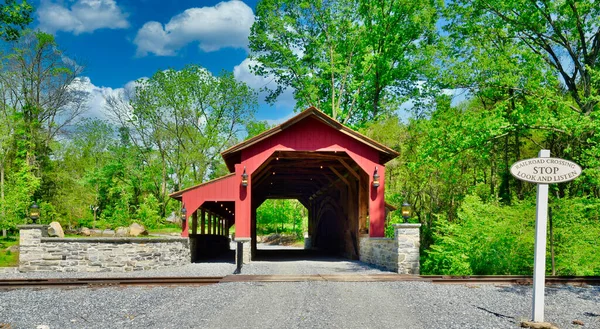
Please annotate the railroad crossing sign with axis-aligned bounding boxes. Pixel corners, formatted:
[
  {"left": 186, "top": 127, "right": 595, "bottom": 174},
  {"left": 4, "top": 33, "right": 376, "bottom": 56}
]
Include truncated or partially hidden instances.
[{"left": 510, "top": 150, "right": 581, "bottom": 323}]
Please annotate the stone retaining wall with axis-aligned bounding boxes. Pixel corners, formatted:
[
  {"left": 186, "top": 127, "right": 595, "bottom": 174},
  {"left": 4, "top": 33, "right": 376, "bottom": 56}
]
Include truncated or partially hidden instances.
[
  {"left": 18, "top": 225, "right": 190, "bottom": 273},
  {"left": 359, "top": 223, "right": 421, "bottom": 274},
  {"left": 359, "top": 237, "right": 397, "bottom": 272}
]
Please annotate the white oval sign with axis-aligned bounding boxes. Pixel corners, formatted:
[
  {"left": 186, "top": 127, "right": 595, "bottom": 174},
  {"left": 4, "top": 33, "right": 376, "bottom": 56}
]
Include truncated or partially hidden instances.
[{"left": 510, "top": 157, "right": 582, "bottom": 184}]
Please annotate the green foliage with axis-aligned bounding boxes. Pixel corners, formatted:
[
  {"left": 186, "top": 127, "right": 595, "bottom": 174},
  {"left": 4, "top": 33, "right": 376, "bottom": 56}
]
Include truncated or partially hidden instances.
[
  {"left": 551, "top": 196, "right": 600, "bottom": 275},
  {"left": 245, "top": 120, "right": 272, "bottom": 139},
  {"left": 0, "top": 0, "right": 597, "bottom": 278},
  {"left": 1, "top": 161, "right": 39, "bottom": 228},
  {"left": 422, "top": 195, "right": 600, "bottom": 276},
  {"left": 106, "top": 64, "right": 258, "bottom": 217},
  {"left": 0, "top": 236, "right": 19, "bottom": 267},
  {"left": 0, "top": 0, "right": 33, "bottom": 41},
  {"left": 135, "top": 194, "right": 162, "bottom": 230},
  {"left": 423, "top": 195, "right": 536, "bottom": 275},
  {"left": 256, "top": 199, "right": 306, "bottom": 238},
  {"left": 249, "top": 0, "right": 439, "bottom": 126}
]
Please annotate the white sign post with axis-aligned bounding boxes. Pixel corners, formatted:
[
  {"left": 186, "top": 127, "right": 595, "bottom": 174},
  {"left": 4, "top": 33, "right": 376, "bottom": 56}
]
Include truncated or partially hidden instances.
[
  {"left": 510, "top": 150, "right": 582, "bottom": 323},
  {"left": 532, "top": 149, "right": 549, "bottom": 322}
]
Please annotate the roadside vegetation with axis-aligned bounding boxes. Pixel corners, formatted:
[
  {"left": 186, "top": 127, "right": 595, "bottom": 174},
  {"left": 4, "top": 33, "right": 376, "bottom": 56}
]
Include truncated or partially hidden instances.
[
  {"left": 256, "top": 200, "right": 306, "bottom": 244},
  {"left": 0, "top": 0, "right": 598, "bottom": 275},
  {"left": 0, "top": 236, "right": 18, "bottom": 267}
]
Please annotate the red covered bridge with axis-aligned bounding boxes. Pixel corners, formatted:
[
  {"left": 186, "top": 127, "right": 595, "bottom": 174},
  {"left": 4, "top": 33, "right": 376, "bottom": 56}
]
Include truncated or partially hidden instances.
[{"left": 170, "top": 107, "right": 399, "bottom": 263}]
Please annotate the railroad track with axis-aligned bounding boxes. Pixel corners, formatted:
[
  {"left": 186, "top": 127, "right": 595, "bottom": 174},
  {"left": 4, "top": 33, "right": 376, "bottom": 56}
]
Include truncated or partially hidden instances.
[
  {"left": 0, "top": 276, "right": 223, "bottom": 289},
  {"left": 0, "top": 275, "right": 598, "bottom": 289}
]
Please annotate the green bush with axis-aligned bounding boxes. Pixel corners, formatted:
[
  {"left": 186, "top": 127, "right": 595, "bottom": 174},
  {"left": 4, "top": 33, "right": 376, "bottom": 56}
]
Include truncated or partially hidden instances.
[
  {"left": 422, "top": 194, "right": 536, "bottom": 275},
  {"left": 135, "top": 194, "right": 162, "bottom": 229},
  {"left": 551, "top": 196, "right": 600, "bottom": 275},
  {"left": 422, "top": 194, "right": 600, "bottom": 275},
  {"left": 99, "top": 196, "right": 130, "bottom": 228}
]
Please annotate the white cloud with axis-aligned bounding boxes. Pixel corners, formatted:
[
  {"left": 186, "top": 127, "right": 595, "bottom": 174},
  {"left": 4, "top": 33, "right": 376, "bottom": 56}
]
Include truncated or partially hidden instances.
[
  {"left": 69, "top": 76, "right": 149, "bottom": 121},
  {"left": 134, "top": 0, "right": 254, "bottom": 57},
  {"left": 69, "top": 77, "right": 120, "bottom": 120},
  {"left": 38, "top": 0, "right": 129, "bottom": 35},
  {"left": 233, "top": 58, "right": 296, "bottom": 110}
]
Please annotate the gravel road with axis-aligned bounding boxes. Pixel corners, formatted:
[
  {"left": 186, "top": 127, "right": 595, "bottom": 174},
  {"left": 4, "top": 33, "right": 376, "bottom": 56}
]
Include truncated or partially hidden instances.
[
  {"left": 1, "top": 246, "right": 598, "bottom": 328},
  {"left": 0, "top": 281, "right": 598, "bottom": 329},
  {"left": 0, "top": 256, "right": 597, "bottom": 328}
]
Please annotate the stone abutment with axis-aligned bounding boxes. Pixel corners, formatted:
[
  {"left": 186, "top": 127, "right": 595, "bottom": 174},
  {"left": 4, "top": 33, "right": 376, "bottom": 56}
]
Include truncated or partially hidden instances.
[
  {"left": 18, "top": 225, "right": 190, "bottom": 273},
  {"left": 359, "top": 223, "right": 421, "bottom": 274}
]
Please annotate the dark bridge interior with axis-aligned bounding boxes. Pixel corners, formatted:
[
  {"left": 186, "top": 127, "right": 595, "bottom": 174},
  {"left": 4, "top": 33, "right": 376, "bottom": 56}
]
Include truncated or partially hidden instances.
[{"left": 249, "top": 151, "right": 370, "bottom": 260}]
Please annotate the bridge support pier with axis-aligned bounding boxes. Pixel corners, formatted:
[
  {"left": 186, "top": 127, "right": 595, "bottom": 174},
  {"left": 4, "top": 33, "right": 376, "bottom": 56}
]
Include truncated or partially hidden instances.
[{"left": 235, "top": 238, "right": 252, "bottom": 265}]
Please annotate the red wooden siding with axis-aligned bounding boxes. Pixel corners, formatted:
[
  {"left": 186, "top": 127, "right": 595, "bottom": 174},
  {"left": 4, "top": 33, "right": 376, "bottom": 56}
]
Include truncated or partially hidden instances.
[{"left": 181, "top": 174, "right": 237, "bottom": 237}]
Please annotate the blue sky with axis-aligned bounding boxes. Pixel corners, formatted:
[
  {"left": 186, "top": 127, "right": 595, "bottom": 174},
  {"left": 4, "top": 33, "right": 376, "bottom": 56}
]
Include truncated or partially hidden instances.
[{"left": 33, "top": 0, "right": 296, "bottom": 123}]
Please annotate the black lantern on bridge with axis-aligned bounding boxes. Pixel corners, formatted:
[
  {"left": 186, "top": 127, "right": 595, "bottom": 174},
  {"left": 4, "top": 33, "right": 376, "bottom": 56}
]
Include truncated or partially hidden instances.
[
  {"left": 241, "top": 166, "right": 248, "bottom": 187},
  {"left": 29, "top": 203, "right": 40, "bottom": 224},
  {"left": 373, "top": 167, "right": 380, "bottom": 188},
  {"left": 181, "top": 205, "right": 187, "bottom": 225}
]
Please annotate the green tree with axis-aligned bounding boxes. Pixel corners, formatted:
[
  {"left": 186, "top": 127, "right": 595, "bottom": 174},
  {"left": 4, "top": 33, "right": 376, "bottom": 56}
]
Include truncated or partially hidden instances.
[
  {"left": 257, "top": 199, "right": 306, "bottom": 237},
  {"left": 0, "top": 30, "right": 86, "bottom": 200},
  {"left": 442, "top": 0, "right": 600, "bottom": 199},
  {"left": 249, "top": 0, "right": 439, "bottom": 126},
  {"left": 0, "top": 30, "right": 84, "bottom": 233},
  {"left": 49, "top": 119, "right": 115, "bottom": 229},
  {"left": 245, "top": 120, "right": 271, "bottom": 139},
  {"left": 107, "top": 65, "right": 257, "bottom": 216}
]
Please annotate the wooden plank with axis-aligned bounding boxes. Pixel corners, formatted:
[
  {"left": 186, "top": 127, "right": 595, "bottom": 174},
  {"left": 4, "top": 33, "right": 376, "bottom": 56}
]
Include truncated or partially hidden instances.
[
  {"left": 329, "top": 166, "right": 350, "bottom": 187},
  {"left": 201, "top": 209, "right": 206, "bottom": 235},
  {"left": 191, "top": 211, "right": 198, "bottom": 235},
  {"left": 339, "top": 159, "right": 360, "bottom": 180}
]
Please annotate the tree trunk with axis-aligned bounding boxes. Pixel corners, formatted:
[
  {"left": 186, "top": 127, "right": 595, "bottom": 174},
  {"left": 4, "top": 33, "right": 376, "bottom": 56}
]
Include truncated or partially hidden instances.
[
  {"left": 501, "top": 134, "right": 510, "bottom": 203},
  {"left": 1, "top": 163, "right": 5, "bottom": 238},
  {"left": 514, "top": 127, "right": 522, "bottom": 199}
]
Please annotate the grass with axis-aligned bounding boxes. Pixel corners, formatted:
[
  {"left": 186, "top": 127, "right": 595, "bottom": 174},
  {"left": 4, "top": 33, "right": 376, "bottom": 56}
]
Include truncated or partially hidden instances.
[
  {"left": 0, "top": 236, "right": 19, "bottom": 267},
  {"left": 148, "top": 227, "right": 182, "bottom": 234}
]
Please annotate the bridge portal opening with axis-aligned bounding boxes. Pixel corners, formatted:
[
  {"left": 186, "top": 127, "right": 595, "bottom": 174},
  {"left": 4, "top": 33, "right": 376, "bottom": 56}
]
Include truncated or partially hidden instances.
[
  {"left": 252, "top": 199, "right": 308, "bottom": 260},
  {"left": 249, "top": 151, "right": 369, "bottom": 261}
]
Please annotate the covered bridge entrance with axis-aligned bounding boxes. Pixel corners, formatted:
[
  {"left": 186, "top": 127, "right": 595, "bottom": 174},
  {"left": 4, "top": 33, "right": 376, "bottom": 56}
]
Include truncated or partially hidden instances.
[{"left": 170, "top": 107, "right": 399, "bottom": 264}]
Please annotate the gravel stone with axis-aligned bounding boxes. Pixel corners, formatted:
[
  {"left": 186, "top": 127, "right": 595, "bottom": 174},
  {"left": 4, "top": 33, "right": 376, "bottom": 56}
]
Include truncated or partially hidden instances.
[
  {"left": 1, "top": 244, "right": 598, "bottom": 328},
  {"left": 0, "top": 281, "right": 597, "bottom": 329}
]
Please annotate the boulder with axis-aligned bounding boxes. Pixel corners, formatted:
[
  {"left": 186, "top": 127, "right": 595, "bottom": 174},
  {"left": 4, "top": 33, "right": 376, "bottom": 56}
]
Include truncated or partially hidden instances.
[
  {"left": 165, "top": 211, "right": 181, "bottom": 224},
  {"left": 47, "top": 221, "right": 65, "bottom": 238},
  {"left": 102, "top": 229, "right": 115, "bottom": 237},
  {"left": 80, "top": 227, "right": 91, "bottom": 236},
  {"left": 129, "top": 223, "right": 147, "bottom": 237},
  {"left": 520, "top": 321, "right": 559, "bottom": 329},
  {"left": 90, "top": 229, "right": 103, "bottom": 236},
  {"left": 115, "top": 227, "right": 130, "bottom": 237}
]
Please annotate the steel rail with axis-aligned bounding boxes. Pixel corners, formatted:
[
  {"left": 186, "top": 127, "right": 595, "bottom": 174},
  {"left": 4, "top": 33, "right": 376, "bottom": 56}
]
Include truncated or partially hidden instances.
[
  {"left": 0, "top": 276, "right": 224, "bottom": 289},
  {"left": 0, "top": 275, "right": 598, "bottom": 289}
]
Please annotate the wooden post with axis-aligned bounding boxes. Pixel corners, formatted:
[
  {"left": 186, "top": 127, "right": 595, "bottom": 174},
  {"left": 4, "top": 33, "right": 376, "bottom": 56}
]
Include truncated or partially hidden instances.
[
  {"left": 201, "top": 209, "right": 206, "bottom": 235},
  {"left": 191, "top": 210, "right": 198, "bottom": 235},
  {"left": 207, "top": 212, "right": 212, "bottom": 235},
  {"left": 213, "top": 215, "right": 217, "bottom": 235}
]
